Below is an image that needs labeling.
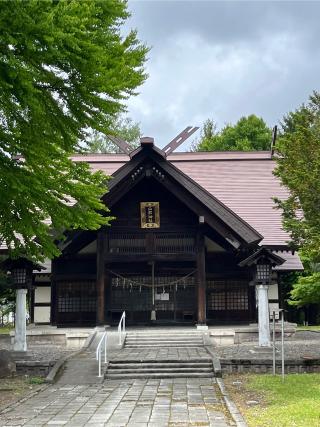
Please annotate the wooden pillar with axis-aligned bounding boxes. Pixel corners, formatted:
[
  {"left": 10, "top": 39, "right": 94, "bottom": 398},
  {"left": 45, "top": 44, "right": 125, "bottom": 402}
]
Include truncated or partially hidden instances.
[
  {"left": 30, "top": 286, "right": 34, "bottom": 324},
  {"left": 51, "top": 259, "right": 57, "bottom": 325},
  {"left": 96, "top": 228, "right": 106, "bottom": 325},
  {"left": 105, "top": 267, "right": 111, "bottom": 323},
  {"left": 196, "top": 228, "right": 206, "bottom": 325}
]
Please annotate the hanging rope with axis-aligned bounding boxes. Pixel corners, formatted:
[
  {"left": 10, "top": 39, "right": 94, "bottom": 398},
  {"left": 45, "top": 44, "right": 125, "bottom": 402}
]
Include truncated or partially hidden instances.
[{"left": 107, "top": 269, "right": 197, "bottom": 289}]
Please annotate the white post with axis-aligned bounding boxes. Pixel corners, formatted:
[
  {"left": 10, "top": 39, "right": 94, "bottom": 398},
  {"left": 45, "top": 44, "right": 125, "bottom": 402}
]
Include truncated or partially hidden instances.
[
  {"left": 281, "top": 310, "right": 285, "bottom": 381},
  {"left": 256, "top": 284, "right": 271, "bottom": 347},
  {"left": 272, "top": 311, "right": 276, "bottom": 375},
  {"left": 13, "top": 289, "right": 27, "bottom": 352},
  {"left": 98, "top": 350, "right": 101, "bottom": 377}
]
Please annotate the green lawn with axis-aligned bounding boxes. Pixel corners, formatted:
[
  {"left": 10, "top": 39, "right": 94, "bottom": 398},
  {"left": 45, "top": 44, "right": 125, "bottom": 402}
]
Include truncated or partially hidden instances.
[
  {"left": 0, "top": 325, "right": 13, "bottom": 334},
  {"left": 297, "top": 325, "right": 320, "bottom": 331},
  {"left": 225, "top": 374, "right": 320, "bottom": 427}
]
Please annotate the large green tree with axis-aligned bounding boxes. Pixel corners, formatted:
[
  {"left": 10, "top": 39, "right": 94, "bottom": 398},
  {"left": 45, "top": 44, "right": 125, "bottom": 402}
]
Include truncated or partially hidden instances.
[
  {"left": 86, "top": 115, "right": 141, "bottom": 153},
  {"left": 274, "top": 92, "right": 320, "bottom": 307},
  {"left": 194, "top": 115, "right": 272, "bottom": 151},
  {"left": 0, "top": 0, "right": 148, "bottom": 261}
]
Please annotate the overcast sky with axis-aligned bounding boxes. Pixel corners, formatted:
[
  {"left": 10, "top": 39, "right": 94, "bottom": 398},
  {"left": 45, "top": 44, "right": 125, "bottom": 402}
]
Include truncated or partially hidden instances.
[{"left": 124, "top": 0, "right": 320, "bottom": 150}]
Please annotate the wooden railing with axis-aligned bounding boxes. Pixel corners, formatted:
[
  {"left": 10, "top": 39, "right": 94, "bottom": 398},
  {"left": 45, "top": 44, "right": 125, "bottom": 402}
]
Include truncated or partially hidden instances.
[
  {"left": 154, "top": 232, "right": 195, "bottom": 254},
  {"left": 109, "top": 233, "right": 146, "bottom": 254},
  {"left": 108, "top": 232, "right": 195, "bottom": 255}
]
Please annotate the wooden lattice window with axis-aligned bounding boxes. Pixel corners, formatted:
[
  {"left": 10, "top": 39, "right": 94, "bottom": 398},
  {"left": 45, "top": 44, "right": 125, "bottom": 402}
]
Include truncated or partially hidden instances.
[
  {"left": 57, "top": 281, "right": 96, "bottom": 313},
  {"left": 207, "top": 280, "right": 248, "bottom": 311}
]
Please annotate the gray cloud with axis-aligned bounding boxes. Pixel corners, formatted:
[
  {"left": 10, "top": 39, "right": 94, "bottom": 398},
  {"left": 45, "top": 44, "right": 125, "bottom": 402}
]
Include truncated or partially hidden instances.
[{"left": 125, "top": 1, "right": 320, "bottom": 149}]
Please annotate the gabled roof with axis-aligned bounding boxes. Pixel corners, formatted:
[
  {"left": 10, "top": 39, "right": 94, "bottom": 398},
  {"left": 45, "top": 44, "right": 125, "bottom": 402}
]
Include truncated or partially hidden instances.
[
  {"left": 72, "top": 150, "right": 290, "bottom": 246},
  {"left": 97, "top": 142, "right": 263, "bottom": 247},
  {"left": 238, "top": 247, "right": 285, "bottom": 268}
]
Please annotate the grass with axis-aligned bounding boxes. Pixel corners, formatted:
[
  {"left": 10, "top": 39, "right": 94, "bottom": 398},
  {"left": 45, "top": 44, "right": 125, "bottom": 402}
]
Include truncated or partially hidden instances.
[
  {"left": 0, "top": 325, "right": 13, "bottom": 334},
  {"left": 0, "top": 376, "right": 43, "bottom": 410},
  {"left": 297, "top": 325, "right": 320, "bottom": 331},
  {"left": 28, "top": 376, "right": 45, "bottom": 385},
  {"left": 224, "top": 373, "right": 320, "bottom": 427}
]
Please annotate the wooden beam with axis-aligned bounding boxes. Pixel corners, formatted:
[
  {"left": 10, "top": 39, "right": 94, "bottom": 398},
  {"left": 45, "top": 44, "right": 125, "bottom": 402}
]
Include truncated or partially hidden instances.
[
  {"left": 162, "top": 126, "right": 199, "bottom": 155},
  {"left": 107, "top": 135, "right": 132, "bottom": 155},
  {"left": 105, "top": 253, "right": 197, "bottom": 263},
  {"left": 196, "top": 228, "right": 206, "bottom": 325},
  {"left": 96, "top": 228, "right": 106, "bottom": 325}
]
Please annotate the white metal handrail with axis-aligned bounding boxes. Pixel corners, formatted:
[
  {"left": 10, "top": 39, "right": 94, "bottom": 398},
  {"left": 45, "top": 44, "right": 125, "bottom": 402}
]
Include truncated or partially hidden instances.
[
  {"left": 96, "top": 332, "right": 107, "bottom": 378},
  {"left": 118, "top": 311, "right": 126, "bottom": 345}
]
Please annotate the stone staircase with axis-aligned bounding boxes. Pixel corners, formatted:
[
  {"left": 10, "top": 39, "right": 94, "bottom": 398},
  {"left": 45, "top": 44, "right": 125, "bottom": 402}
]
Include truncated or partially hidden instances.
[
  {"left": 105, "top": 329, "right": 215, "bottom": 379},
  {"left": 106, "top": 359, "right": 214, "bottom": 379},
  {"left": 124, "top": 331, "right": 204, "bottom": 348}
]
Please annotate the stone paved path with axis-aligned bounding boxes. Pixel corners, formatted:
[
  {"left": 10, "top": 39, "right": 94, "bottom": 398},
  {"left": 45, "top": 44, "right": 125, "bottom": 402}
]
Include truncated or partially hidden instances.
[{"left": 0, "top": 378, "right": 233, "bottom": 427}]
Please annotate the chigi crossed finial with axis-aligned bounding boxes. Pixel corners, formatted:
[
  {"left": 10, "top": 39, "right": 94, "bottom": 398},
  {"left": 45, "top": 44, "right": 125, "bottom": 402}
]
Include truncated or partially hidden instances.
[{"left": 107, "top": 126, "right": 199, "bottom": 155}]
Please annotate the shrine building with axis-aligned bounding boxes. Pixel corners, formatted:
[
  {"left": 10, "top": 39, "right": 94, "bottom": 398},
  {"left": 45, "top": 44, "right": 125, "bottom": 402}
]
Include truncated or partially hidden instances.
[{"left": 30, "top": 134, "right": 303, "bottom": 327}]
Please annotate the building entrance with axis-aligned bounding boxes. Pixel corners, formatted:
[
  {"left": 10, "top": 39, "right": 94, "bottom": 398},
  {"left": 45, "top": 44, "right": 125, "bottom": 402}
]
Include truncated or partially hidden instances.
[{"left": 108, "top": 265, "right": 196, "bottom": 324}]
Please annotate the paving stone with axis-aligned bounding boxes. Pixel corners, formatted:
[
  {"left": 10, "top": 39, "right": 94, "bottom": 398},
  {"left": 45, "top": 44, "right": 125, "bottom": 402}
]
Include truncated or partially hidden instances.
[{"left": 0, "top": 374, "right": 232, "bottom": 427}]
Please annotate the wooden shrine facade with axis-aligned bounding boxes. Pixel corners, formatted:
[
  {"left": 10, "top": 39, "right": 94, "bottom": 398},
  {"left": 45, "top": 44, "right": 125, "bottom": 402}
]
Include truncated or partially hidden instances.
[{"left": 47, "top": 138, "right": 279, "bottom": 327}]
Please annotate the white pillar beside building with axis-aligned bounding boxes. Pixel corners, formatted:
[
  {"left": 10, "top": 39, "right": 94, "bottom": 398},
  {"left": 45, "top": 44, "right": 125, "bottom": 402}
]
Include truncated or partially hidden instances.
[
  {"left": 13, "top": 288, "right": 28, "bottom": 352},
  {"left": 256, "top": 284, "right": 271, "bottom": 347}
]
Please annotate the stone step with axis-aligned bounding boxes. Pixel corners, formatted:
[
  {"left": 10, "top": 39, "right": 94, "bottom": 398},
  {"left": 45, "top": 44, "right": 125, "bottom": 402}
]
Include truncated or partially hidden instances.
[
  {"left": 125, "top": 332, "right": 204, "bottom": 349},
  {"left": 125, "top": 344, "right": 202, "bottom": 348},
  {"left": 11, "top": 351, "right": 33, "bottom": 360},
  {"left": 127, "top": 334, "right": 202, "bottom": 340},
  {"left": 109, "top": 358, "right": 212, "bottom": 364},
  {"left": 107, "top": 367, "right": 213, "bottom": 374},
  {"left": 105, "top": 372, "right": 215, "bottom": 379},
  {"left": 108, "top": 362, "right": 212, "bottom": 369},
  {"left": 126, "top": 336, "right": 203, "bottom": 338},
  {"left": 125, "top": 341, "right": 203, "bottom": 345},
  {"left": 126, "top": 332, "right": 202, "bottom": 335},
  {"left": 126, "top": 337, "right": 203, "bottom": 342}
]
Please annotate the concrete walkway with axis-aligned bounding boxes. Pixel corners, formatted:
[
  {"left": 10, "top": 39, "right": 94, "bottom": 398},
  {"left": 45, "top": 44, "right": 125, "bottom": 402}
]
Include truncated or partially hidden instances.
[
  {"left": 55, "top": 332, "right": 104, "bottom": 386},
  {"left": 0, "top": 378, "right": 233, "bottom": 426}
]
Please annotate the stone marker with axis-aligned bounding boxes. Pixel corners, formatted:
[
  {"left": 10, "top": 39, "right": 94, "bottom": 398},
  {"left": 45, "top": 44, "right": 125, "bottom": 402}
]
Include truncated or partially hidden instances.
[{"left": 0, "top": 349, "right": 16, "bottom": 378}]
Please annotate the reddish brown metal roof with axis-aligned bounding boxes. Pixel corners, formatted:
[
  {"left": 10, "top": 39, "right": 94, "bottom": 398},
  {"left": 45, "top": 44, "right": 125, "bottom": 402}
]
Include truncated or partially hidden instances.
[
  {"left": 273, "top": 251, "right": 303, "bottom": 271},
  {"left": 168, "top": 151, "right": 273, "bottom": 160},
  {"left": 77, "top": 151, "right": 289, "bottom": 247},
  {"left": 174, "top": 158, "right": 289, "bottom": 246}
]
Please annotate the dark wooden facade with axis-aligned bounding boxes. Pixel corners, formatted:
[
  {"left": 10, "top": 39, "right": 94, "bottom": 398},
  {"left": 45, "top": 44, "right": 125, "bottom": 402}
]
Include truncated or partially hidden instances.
[{"left": 51, "top": 142, "right": 263, "bottom": 326}]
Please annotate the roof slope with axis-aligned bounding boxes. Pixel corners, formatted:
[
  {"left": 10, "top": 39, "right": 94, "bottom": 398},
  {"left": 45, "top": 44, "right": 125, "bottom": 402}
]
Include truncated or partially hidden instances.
[{"left": 72, "top": 151, "right": 289, "bottom": 246}]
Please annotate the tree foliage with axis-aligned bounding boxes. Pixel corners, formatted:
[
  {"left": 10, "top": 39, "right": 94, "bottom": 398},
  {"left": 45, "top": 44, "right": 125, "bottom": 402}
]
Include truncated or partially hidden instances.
[
  {"left": 194, "top": 115, "right": 272, "bottom": 151},
  {"left": 0, "top": 256, "right": 15, "bottom": 324},
  {"left": 290, "top": 273, "right": 320, "bottom": 306},
  {"left": 274, "top": 92, "right": 320, "bottom": 260},
  {"left": 0, "top": 0, "right": 148, "bottom": 261},
  {"left": 86, "top": 115, "right": 141, "bottom": 153},
  {"left": 274, "top": 92, "right": 320, "bottom": 307}
]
